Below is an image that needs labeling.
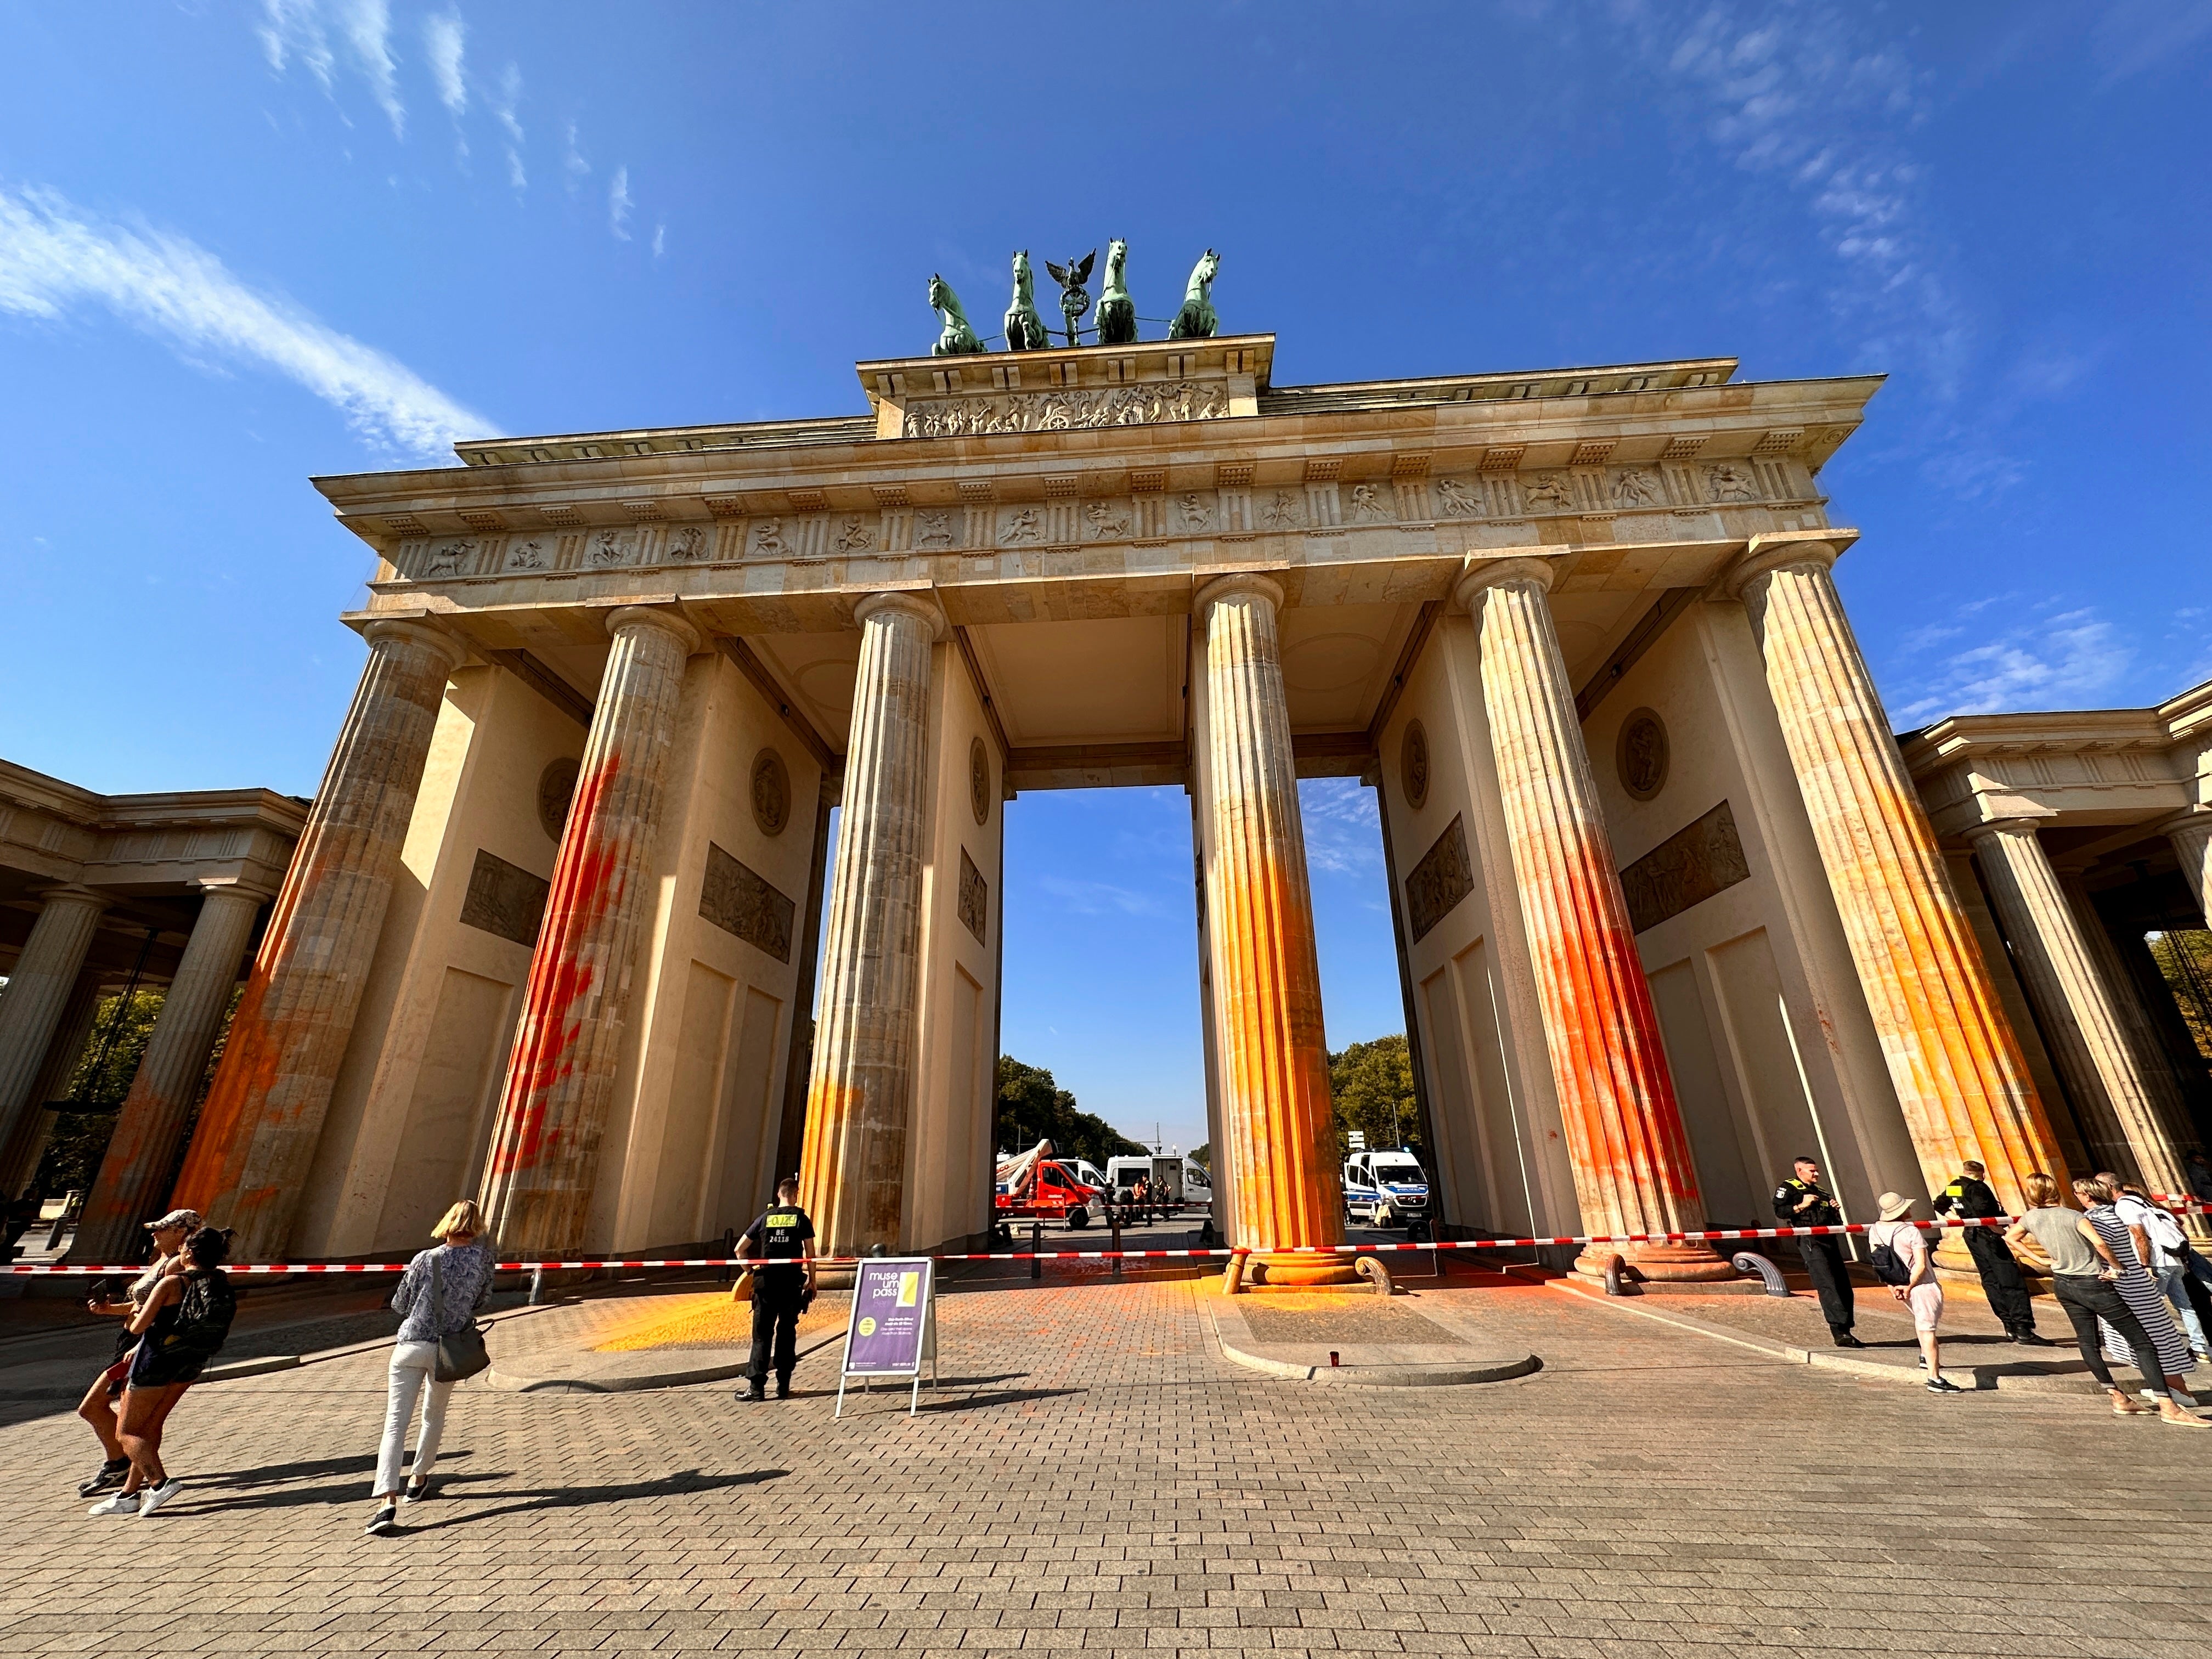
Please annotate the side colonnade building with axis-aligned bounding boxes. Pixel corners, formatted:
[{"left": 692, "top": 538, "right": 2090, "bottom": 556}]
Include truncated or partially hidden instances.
[{"left": 50, "top": 330, "right": 2199, "bottom": 1279}]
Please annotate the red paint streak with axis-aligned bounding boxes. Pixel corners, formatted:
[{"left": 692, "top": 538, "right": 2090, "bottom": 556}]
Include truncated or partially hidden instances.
[{"left": 488, "top": 751, "right": 625, "bottom": 1178}]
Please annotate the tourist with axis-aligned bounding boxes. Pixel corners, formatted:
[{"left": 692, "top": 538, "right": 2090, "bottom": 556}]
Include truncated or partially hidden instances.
[
  {"left": 2105, "top": 1175, "right": 2210, "bottom": 1358},
  {"left": 87, "top": 1226, "right": 239, "bottom": 1515},
  {"left": 736, "top": 1176, "right": 816, "bottom": 1403},
  {"left": 365, "top": 1200, "right": 496, "bottom": 1537},
  {"left": 1774, "top": 1158, "right": 1863, "bottom": 1347},
  {"left": 2007, "top": 1174, "right": 2203, "bottom": 1427},
  {"left": 1931, "top": 1159, "right": 2049, "bottom": 1344},
  {"left": 75, "top": 1207, "right": 197, "bottom": 1500},
  {"left": 2078, "top": 1176, "right": 2198, "bottom": 1405},
  {"left": 1867, "top": 1193, "right": 1960, "bottom": 1392}
]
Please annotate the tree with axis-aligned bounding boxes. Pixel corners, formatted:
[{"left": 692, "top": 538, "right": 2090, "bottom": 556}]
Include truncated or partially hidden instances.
[
  {"left": 995, "top": 1055, "right": 1147, "bottom": 1167},
  {"left": 33, "top": 988, "right": 165, "bottom": 1198},
  {"left": 1189, "top": 1143, "right": 1210, "bottom": 1169},
  {"left": 2150, "top": 930, "right": 2212, "bottom": 1061},
  {"left": 1328, "top": 1034, "right": 1419, "bottom": 1162}
]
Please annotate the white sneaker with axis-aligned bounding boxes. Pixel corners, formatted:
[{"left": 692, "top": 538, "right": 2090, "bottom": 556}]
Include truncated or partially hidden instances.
[
  {"left": 87, "top": 1492, "right": 139, "bottom": 1517},
  {"left": 137, "top": 1479, "right": 182, "bottom": 1518}
]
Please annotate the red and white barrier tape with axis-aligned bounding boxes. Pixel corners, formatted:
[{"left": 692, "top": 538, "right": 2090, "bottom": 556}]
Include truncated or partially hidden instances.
[{"left": 7, "top": 1214, "right": 2044, "bottom": 1274}]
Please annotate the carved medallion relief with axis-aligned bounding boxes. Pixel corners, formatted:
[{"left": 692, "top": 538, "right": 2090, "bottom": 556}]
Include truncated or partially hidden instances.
[
  {"left": 536, "top": 758, "right": 580, "bottom": 841},
  {"left": 1401, "top": 721, "right": 1430, "bottom": 811},
  {"left": 751, "top": 748, "right": 791, "bottom": 837},
  {"left": 1616, "top": 709, "right": 1669, "bottom": 803},
  {"left": 969, "top": 736, "right": 991, "bottom": 826}
]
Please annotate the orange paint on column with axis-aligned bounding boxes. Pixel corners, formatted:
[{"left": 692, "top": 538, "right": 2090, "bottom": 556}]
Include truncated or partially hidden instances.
[
  {"left": 171, "top": 619, "right": 464, "bottom": 1262},
  {"left": 1195, "top": 574, "right": 1351, "bottom": 1285},
  {"left": 478, "top": 607, "right": 699, "bottom": 1259},
  {"left": 1463, "top": 559, "right": 1733, "bottom": 1282},
  {"left": 1732, "top": 541, "right": 2068, "bottom": 1210}
]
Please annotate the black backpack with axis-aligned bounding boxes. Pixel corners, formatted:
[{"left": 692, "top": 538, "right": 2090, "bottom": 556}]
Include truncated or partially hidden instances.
[{"left": 159, "top": 1270, "right": 237, "bottom": 1364}]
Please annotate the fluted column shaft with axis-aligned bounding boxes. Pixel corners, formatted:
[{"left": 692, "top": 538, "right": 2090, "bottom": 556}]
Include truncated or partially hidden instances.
[
  {"left": 0, "top": 887, "right": 111, "bottom": 1175},
  {"left": 1194, "top": 574, "right": 1347, "bottom": 1282},
  {"left": 0, "top": 968, "right": 104, "bottom": 1197},
  {"left": 1734, "top": 542, "right": 2068, "bottom": 1204},
  {"left": 1463, "top": 560, "right": 1729, "bottom": 1280},
  {"left": 75, "top": 883, "right": 264, "bottom": 1262},
  {"left": 174, "top": 619, "right": 465, "bottom": 1261},
  {"left": 1971, "top": 823, "right": 2190, "bottom": 1200},
  {"left": 479, "top": 608, "right": 700, "bottom": 1257},
  {"left": 2168, "top": 810, "right": 2212, "bottom": 927},
  {"left": 799, "top": 593, "right": 941, "bottom": 1258}
]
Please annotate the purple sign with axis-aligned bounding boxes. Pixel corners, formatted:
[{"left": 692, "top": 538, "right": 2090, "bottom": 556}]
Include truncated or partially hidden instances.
[{"left": 843, "top": 1258, "right": 934, "bottom": 1376}]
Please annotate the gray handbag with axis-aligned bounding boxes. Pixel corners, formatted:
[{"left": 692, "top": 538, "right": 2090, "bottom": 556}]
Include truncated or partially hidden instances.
[{"left": 429, "top": 1249, "right": 491, "bottom": 1383}]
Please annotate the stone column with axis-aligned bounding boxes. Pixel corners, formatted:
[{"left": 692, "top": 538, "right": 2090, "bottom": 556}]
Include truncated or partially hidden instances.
[
  {"left": 172, "top": 618, "right": 466, "bottom": 1261},
  {"left": 1730, "top": 540, "right": 2069, "bottom": 1205},
  {"left": 1968, "top": 822, "right": 2190, "bottom": 1199},
  {"left": 798, "top": 593, "right": 941, "bottom": 1261},
  {"left": 2166, "top": 808, "right": 2212, "bottom": 926},
  {"left": 0, "top": 887, "right": 111, "bottom": 1175},
  {"left": 1462, "top": 559, "right": 1732, "bottom": 1282},
  {"left": 74, "top": 881, "right": 266, "bottom": 1263},
  {"left": 479, "top": 607, "right": 702, "bottom": 1258},
  {"left": 1193, "top": 573, "right": 1351, "bottom": 1285},
  {"left": 0, "top": 968, "right": 104, "bottom": 1197}
]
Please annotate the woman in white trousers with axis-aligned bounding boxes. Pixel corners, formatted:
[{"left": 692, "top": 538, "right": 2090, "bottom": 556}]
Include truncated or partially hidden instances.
[{"left": 366, "top": 1201, "right": 495, "bottom": 1536}]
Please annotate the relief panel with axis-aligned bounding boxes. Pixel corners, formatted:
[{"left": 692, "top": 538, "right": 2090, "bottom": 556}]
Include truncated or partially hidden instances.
[{"left": 699, "top": 842, "right": 796, "bottom": 962}]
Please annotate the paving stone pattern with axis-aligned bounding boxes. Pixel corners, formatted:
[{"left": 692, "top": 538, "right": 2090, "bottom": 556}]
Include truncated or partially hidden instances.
[{"left": 4, "top": 1268, "right": 2210, "bottom": 1658}]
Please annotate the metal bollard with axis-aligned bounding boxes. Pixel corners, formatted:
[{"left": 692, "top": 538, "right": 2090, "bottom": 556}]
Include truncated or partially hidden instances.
[
  {"left": 1111, "top": 1214, "right": 1122, "bottom": 1279},
  {"left": 529, "top": 1264, "right": 550, "bottom": 1305},
  {"left": 1031, "top": 1221, "right": 1042, "bottom": 1281}
]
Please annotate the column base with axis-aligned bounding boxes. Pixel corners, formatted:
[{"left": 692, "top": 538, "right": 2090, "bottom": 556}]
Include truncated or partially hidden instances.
[
  {"left": 1242, "top": 1252, "right": 1363, "bottom": 1289},
  {"left": 1572, "top": 1241, "right": 1740, "bottom": 1283}
]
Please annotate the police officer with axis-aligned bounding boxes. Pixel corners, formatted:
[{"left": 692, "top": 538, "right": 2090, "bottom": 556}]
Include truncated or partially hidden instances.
[
  {"left": 1931, "top": 1158, "right": 2049, "bottom": 1344},
  {"left": 1775, "top": 1156, "right": 1863, "bottom": 1347},
  {"left": 736, "top": 1177, "right": 816, "bottom": 1401}
]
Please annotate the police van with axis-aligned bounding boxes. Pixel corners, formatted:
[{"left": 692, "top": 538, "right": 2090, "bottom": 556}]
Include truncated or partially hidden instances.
[{"left": 1342, "top": 1147, "right": 1430, "bottom": 1228}]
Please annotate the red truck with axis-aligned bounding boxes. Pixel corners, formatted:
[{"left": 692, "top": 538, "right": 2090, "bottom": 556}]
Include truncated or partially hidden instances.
[{"left": 994, "top": 1142, "right": 1101, "bottom": 1229}]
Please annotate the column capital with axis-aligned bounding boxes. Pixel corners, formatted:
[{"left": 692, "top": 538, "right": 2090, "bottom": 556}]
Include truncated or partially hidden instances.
[
  {"left": 1192, "top": 571, "right": 1285, "bottom": 619},
  {"left": 853, "top": 589, "right": 947, "bottom": 642},
  {"left": 192, "top": 876, "right": 276, "bottom": 905},
  {"left": 1452, "top": 554, "right": 1559, "bottom": 612},
  {"left": 30, "top": 883, "right": 111, "bottom": 912},
  {"left": 2155, "top": 805, "right": 2212, "bottom": 838},
  {"left": 604, "top": 604, "right": 703, "bottom": 655},
  {"left": 358, "top": 614, "right": 469, "bottom": 673},
  {"left": 1721, "top": 532, "right": 1849, "bottom": 599},
  {"left": 1964, "top": 815, "right": 2056, "bottom": 846}
]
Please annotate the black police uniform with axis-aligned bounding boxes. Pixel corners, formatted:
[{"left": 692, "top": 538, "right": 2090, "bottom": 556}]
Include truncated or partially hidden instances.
[
  {"left": 1932, "top": 1174, "right": 2038, "bottom": 1338},
  {"left": 1775, "top": 1176, "right": 1857, "bottom": 1341},
  {"left": 742, "top": 1202, "right": 814, "bottom": 1394}
]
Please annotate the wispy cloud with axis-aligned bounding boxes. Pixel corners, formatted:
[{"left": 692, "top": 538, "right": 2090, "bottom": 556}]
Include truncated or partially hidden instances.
[
  {"left": 1039, "top": 876, "right": 1166, "bottom": 918},
  {"left": 608, "top": 165, "right": 632, "bottom": 240},
  {"left": 562, "top": 119, "right": 590, "bottom": 190},
  {"left": 0, "top": 184, "right": 486, "bottom": 457},
  {"left": 2091, "top": 0, "right": 2212, "bottom": 84},
  {"left": 1650, "top": 4, "right": 1963, "bottom": 393},
  {"left": 490, "top": 62, "right": 525, "bottom": 189},
  {"left": 1890, "top": 601, "right": 2134, "bottom": 724},
  {"left": 422, "top": 10, "right": 465, "bottom": 118},
  {"left": 1299, "top": 778, "right": 1382, "bottom": 879},
  {"left": 261, "top": 0, "right": 405, "bottom": 138},
  {"left": 651, "top": 222, "right": 665, "bottom": 261}
]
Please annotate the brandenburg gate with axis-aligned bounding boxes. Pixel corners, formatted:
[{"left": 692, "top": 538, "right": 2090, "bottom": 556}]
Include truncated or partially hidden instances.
[{"left": 129, "top": 314, "right": 2202, "bottom": 1282}]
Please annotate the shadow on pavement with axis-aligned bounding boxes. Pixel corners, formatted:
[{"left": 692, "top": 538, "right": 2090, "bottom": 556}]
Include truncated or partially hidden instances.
[{"left": 398, "top": 1467, "right": 787, "bottom": 1531}]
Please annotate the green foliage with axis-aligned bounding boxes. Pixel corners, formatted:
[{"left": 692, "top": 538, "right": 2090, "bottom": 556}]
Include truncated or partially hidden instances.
[
  {"left": 2151, "top": 930, "right": 2212, "bottom": 1061},
  {"left": 1328, "top": 1034, "right": 1420, "bottom": 1162},
  {"left": 995, "top": 1054, "right": 1147, "bottom": 1167},
  {"left": 33, "top": 989, "right": 165, "bottom": 1197},
  {"left": 1189, "top": 1143, "right": 1210, "bottom": 1169}
]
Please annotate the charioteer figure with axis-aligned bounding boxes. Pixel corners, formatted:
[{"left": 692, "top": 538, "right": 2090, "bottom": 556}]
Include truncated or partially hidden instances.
[
  {"left": 1775, "top": 1158, "right": 1863, "bottom": 1347},
  {"left": 1932, "top": 1159, "right": 2050, "bottom": 1345}
]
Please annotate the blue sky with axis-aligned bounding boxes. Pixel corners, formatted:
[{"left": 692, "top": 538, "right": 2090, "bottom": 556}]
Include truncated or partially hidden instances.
[{"left": 4, "top": 2, "right": 2208, "bottom": 1154}]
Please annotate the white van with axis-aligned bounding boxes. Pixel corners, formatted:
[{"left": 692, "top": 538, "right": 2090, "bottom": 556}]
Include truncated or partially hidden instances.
[
  {"left": 1343, "top": 1149, "right": 1430, "bottom": 1227},
  {"left": 1107, "top": 1154, "right": 1212, "bottom": 1214}
]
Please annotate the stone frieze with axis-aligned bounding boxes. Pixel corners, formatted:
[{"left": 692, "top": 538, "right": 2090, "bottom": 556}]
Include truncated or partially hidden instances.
[{"left": 900, "top": 380, "right": 1231, "bottom": 438}]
